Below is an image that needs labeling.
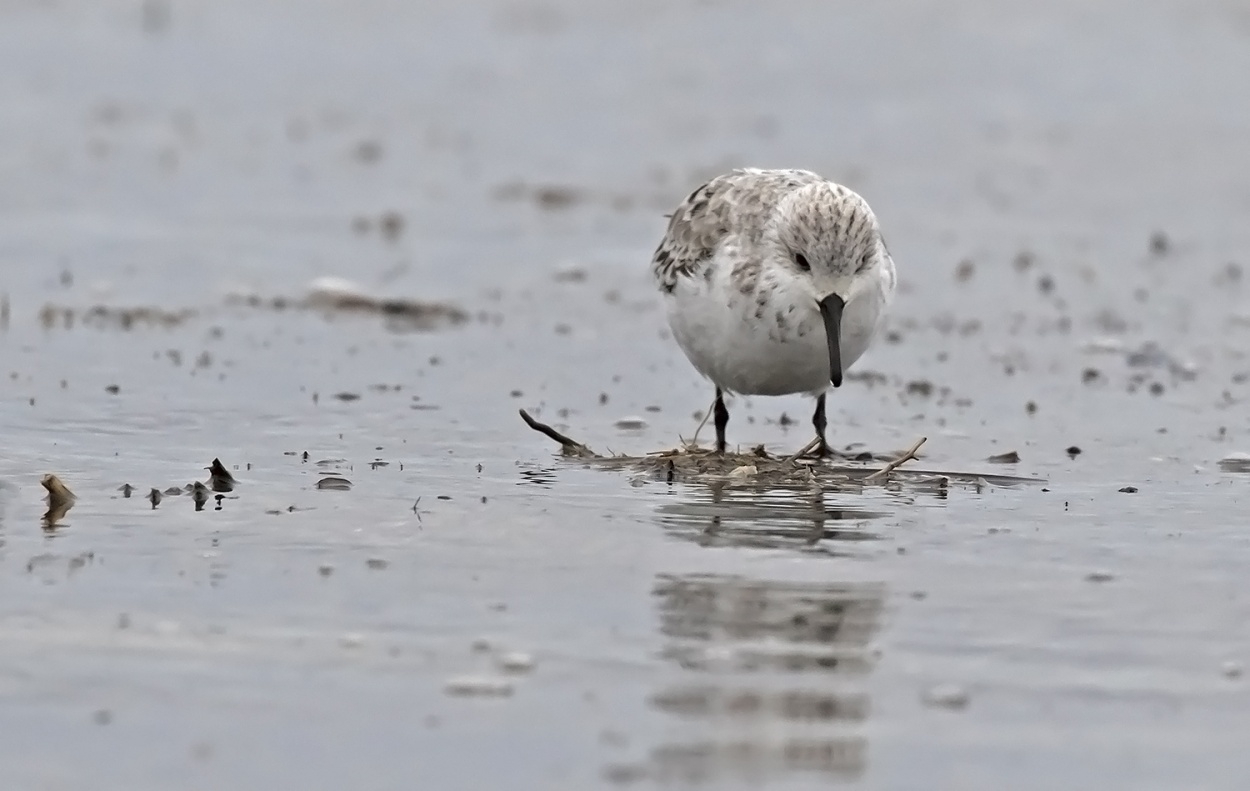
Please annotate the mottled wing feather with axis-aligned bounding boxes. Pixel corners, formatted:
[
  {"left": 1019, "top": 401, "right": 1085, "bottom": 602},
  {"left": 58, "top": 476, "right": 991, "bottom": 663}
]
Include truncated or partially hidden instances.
[{"left": 651, "top": 169, "right": 823, "bottom": 293}]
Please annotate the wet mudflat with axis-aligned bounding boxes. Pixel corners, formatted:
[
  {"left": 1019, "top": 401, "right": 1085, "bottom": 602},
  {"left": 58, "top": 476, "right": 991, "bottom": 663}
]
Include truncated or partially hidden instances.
[{"left": 2, "top": 1, "right": 1250, "bottom": 789}]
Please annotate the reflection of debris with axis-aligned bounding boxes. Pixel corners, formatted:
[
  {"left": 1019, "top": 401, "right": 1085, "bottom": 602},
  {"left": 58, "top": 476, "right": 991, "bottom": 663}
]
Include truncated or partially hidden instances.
[
  {"left": 148, "top": 488, "right": 163, "bottom": 509},
  {"left": 118, "top": 483, "right": 135, "bottom": 498}
]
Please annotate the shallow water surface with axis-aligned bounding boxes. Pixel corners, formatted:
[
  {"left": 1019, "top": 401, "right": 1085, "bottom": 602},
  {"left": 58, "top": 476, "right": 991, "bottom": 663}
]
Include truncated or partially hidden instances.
[{"left": 2, "top": 1, "right": 1250, "bottom": 789}]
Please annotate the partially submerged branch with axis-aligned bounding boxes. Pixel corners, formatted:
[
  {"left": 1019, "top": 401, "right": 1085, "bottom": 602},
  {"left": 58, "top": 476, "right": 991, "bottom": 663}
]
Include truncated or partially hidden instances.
[
  {"left": 782, "top": 436, "right": 823, "bottom": 465},
  {"left": 864, "top": 437, "right": 928, "bottom": 482},
  {"left": 518, "top": 409, "right": 599, "bottom": 458}
]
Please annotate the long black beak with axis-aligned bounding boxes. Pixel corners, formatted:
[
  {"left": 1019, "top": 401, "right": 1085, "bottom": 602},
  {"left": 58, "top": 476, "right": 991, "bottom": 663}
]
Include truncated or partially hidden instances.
[{"left": 818, "top": 294, "right": 845, "bottom": 387}]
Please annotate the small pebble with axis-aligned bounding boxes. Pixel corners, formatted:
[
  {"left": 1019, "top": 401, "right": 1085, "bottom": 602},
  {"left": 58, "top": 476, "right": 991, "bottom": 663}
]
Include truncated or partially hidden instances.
[
  {"left": 1085, "top": 571, "right": 1116, "bottom": 583},
  {"left": 614, "top": 416, "right": 648, "bottom": 430},
  {"left": 471, "top": 637, "right": 493, "bottom": 652},
  {"left": 1118, "top": 486, "right": 1138, "bottom": 493},
  {"left": 1222, "top": 660, "right": 1244, "bottom": 679}
]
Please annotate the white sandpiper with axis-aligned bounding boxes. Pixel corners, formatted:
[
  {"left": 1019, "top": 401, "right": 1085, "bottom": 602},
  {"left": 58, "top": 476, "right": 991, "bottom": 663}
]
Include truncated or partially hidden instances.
[{"left": 651, "top": 168, "right": 896, "bottom": 455}]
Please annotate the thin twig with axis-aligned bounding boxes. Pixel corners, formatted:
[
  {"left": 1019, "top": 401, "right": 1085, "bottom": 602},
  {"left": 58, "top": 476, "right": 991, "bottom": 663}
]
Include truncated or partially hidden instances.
[
  {"left": 783, "top": 436, "right": 824, "bottom": 465},
  {"left": 685, "top": 397, "right": 716, "bottom": 449},
  {"left": 518, "top": 409, "right": 598, "bottom": 458},
  {"left": 864, "top": 437, "right": 928, "bottom": 482}
]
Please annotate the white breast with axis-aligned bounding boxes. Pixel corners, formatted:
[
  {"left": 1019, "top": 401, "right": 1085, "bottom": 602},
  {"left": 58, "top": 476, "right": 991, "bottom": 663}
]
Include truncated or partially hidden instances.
[{"left": 664, "top": 254, "right": 893, "bottom": 397}]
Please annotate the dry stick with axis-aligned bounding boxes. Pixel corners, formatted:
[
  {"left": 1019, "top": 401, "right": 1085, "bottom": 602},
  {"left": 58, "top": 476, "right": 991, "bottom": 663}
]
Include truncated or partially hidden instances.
[
  {"left": 863, "top": 437, "right": 928, "bottom": 482},
  {"left": 783, "top": 436, "right": 824, "bottom": 465},
  {"left": 685, "top": 396, "right": 717, "bottom": 449},
  {"left": 518, "top": 409, "right": 596, "bottom": 457}
]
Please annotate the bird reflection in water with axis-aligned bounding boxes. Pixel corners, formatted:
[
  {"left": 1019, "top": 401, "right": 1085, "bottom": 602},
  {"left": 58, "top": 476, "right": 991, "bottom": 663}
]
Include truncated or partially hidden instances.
[
  {"left": 606, "top": 573, "right": 885, "bottom": 784},
  {"left": 654, "top": 478, "right": 887, "bottom": 553}
]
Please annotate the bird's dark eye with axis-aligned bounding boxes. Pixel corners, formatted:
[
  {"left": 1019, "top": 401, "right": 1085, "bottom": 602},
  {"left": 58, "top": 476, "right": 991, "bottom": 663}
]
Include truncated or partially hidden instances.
[{"left": 795, "top": 254, "right": 810, "bottom": 272}]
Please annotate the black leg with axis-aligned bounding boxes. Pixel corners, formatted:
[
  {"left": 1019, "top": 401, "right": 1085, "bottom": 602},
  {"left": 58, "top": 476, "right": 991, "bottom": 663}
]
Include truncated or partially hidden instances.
[
  {"left": 812, "top": 393, "right": 830, "bottom": 457},
  {"left": 714, "top": 388, "right": 729, "bottom": 454}
]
